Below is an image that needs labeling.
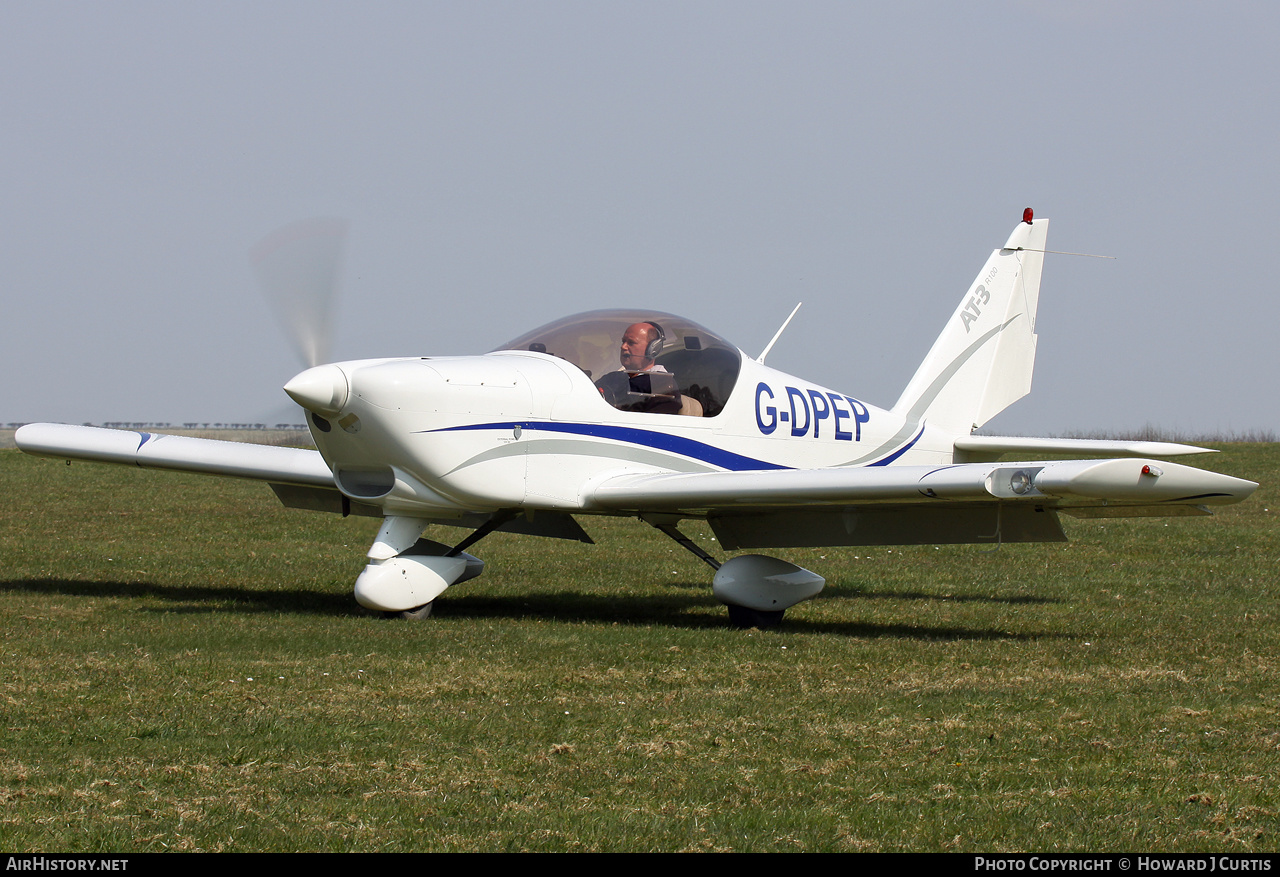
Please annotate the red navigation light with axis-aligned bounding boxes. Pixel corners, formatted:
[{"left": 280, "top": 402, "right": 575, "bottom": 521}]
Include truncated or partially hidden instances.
[{"left": 1023, "top": 207, "right": 1034, "bottom": 224}]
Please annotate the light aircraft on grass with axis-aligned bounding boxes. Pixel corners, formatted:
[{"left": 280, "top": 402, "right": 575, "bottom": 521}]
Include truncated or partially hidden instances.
[{"left": 16, "top": 210, "right": 1258, "bottom": 627}]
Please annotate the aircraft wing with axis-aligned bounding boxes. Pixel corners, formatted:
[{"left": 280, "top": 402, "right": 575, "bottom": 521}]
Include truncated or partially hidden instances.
[
  {"left": 15, "top": 423, "right": 595, "bottom": 542},
  {"left": 590, "top": 459, "right": 1258, "bottom": 550},
  {"left": 14, "top": 423, "right": 334, "bottom": 487}
]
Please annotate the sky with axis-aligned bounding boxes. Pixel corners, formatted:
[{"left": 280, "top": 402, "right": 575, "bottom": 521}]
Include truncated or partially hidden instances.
[{"left": 3, "top": 1, "right": 1277, "bottom": 437}]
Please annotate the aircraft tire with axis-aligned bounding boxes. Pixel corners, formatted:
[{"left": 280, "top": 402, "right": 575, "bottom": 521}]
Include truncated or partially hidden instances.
[
  {"left": 726, "top": 604, "right": 784, "bottom": 630},
  {"left": 383, "top": 602, "right": 434, "bottom": 620}
]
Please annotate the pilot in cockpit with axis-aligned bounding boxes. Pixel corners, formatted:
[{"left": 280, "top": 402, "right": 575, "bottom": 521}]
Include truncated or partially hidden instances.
[{"left": 595, "top": 321, "right": 694, "bottom": 415}]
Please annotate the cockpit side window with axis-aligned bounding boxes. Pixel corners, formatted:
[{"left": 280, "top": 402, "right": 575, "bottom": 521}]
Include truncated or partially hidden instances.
[{"left": 655, "top": 343, "right": 738, "bottom": 417}]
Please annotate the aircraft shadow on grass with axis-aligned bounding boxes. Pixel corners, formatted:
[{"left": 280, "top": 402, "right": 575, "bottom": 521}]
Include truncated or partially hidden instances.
[
  {"left": 662, "top": 576, "right": 1063, "bottom": 605},
  {"left": 2, "top": 576, "right": 1067, "bottom": 641},
  {"left": 3, "top": 577, "right": 353, "bottom": 617}
]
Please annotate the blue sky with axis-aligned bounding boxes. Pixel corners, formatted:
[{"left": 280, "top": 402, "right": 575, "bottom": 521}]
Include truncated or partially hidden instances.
[{"left": 4, "top": 1, "right": 1277, "bottom": 436}]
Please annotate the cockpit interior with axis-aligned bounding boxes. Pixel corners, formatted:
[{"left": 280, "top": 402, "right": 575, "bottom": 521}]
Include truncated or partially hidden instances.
[{"left": 495, "top": 309, "right": 743, "bottom": 417}]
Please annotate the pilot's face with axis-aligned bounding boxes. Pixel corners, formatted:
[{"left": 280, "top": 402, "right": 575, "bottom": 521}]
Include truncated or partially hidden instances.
[{"left": 620, "top": 323, "right": 655, "bottom": 372}]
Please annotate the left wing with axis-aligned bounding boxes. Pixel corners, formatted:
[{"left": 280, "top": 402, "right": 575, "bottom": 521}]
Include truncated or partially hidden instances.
[
  {"left": 590, "top": 459, "right": 1257, "bottom": 549},
  {"left": 591, "top": 458, "right": 1256, "bottom": 510}
]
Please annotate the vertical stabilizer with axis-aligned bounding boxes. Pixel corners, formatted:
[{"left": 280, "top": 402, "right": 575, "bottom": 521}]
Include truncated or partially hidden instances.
[{"left": 891, "top": 216, "right": 1049, "bottom": 433}]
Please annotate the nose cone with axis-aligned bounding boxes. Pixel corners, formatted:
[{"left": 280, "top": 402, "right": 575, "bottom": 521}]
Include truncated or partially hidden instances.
[{"left": 284, "top": 364, "right": 349, "bottom": 416}]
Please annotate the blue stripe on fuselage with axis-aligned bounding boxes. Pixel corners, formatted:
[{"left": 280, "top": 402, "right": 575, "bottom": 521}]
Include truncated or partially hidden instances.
[
  {"left": 423, "top": 421, "right": 790, "bottom": 471},
  {"left": 421, "top": 421, "right": 927, "bottom": 471}
]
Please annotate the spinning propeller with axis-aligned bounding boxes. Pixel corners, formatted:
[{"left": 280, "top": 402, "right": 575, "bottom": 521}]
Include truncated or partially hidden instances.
[{"left": 250, "top": 217, "right": 348, "bottom": 370}]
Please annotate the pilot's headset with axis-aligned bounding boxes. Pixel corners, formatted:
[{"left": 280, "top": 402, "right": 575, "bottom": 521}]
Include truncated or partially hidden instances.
[{"left": 642, "top": 321, "right": 666, "bottom": 360}]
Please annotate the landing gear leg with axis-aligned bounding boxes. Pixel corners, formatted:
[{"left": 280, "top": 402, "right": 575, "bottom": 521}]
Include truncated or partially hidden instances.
[
  {"left": 643, "top": 515, "right": 721, "bottom": 572},
  {"left": 446, "top": 509, "right": 518, "bottom": 557}
]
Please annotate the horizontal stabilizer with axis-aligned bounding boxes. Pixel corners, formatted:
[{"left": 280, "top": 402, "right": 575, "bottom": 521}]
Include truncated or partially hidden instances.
[{"left": 954, "top": 435, "right": 1216, "bottom": 462}]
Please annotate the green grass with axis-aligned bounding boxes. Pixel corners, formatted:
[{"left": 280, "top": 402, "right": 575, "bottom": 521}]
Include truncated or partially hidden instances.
[{"left": 0, "top": 445, "right": 1276, "bottom": 851}]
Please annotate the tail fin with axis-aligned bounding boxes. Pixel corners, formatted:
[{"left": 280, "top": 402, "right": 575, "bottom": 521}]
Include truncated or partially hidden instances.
[{"left": 891, "top": 215, "right": 1049, "bottom": 433}]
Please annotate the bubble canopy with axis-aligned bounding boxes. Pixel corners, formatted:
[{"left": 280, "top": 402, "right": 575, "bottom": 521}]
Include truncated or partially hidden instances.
[{"left": 494, "top": 309, "right": 744, "bottom": 417}]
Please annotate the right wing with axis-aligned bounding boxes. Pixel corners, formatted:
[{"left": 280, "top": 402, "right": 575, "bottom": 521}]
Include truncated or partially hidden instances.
[
  {"left": 15, "top": 423, "right": 595, "bottom": 541},
  {"left": 15, "top": 423, "right": 334, "bottom": 486}
]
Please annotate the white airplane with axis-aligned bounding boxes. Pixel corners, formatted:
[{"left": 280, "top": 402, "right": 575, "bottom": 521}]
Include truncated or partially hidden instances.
[{"left": 16, "top": 210, "right": 1258, "bottom": 627}]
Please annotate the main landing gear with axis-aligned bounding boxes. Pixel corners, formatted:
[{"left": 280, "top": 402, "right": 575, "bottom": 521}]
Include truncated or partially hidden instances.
[
  {"left": 644, "top": 515, "right": 825, "bottom": 629},
  {"left": 356, "top": 511, "right": 825, "bottom": 628}
]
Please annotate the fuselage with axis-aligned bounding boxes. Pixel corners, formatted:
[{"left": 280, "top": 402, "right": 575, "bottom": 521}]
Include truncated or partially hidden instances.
[{"left": 290, "top": 311, "right": 958, "bottom": 519}]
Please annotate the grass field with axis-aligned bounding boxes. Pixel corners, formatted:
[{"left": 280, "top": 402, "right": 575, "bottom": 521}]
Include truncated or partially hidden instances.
[{"left": 0, "top": 444, "right": 1275, "bottom": 852}]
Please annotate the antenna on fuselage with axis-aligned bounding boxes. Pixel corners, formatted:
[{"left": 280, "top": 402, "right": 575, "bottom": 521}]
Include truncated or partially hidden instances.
[{"left": 756, "top": 302, "right": 802, "bottom": 365}]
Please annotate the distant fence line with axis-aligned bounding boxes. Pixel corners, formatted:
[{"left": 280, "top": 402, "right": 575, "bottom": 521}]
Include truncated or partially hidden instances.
[
  {"left": 1051, "top": 426, "right": 1278, "bottom": 444},
  {"left": 4, "top": 422, "right": 310, "bottom": 431}
]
